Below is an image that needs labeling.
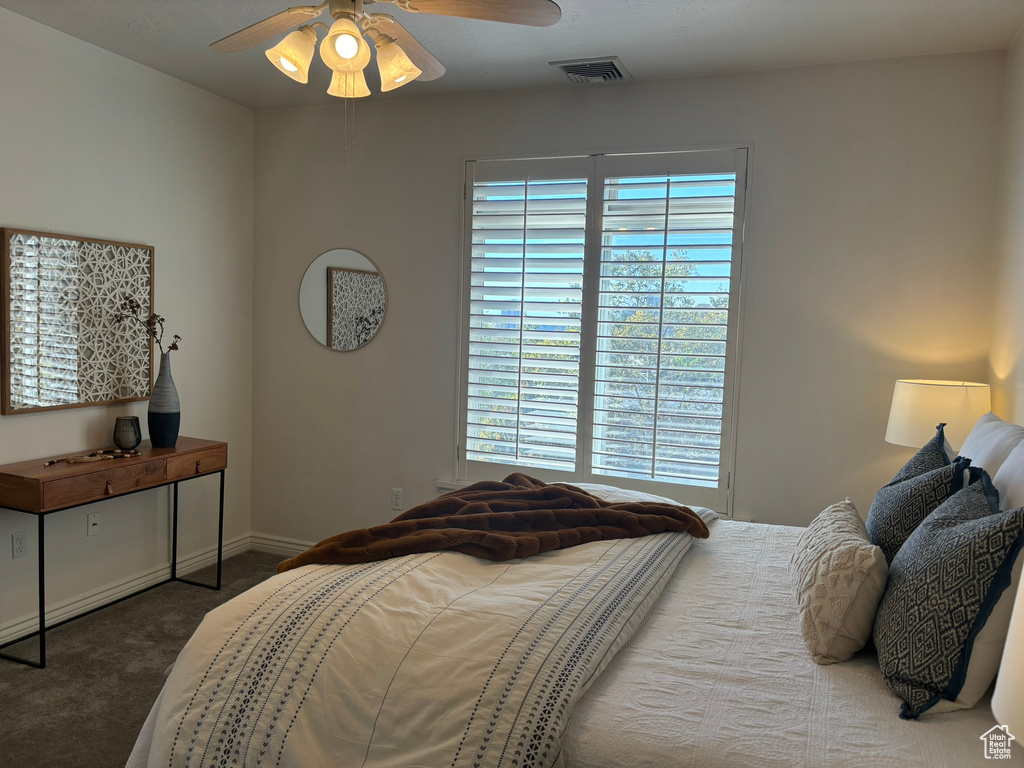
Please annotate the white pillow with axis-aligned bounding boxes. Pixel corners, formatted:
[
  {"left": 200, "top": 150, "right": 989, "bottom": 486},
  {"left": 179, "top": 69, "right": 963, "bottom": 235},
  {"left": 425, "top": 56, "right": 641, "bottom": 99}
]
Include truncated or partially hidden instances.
[
  {"left": 569, "top": 482, "right": 720, "bottom": 523},
  {"left": 994, "top": 440, "right": 1024, "bottom": 511},
  {"left": 958, "top": 412, "right": 1024, "bottom": 476},
  {"left": 570, "top": 482, "right": 680, "bottom": 506}
]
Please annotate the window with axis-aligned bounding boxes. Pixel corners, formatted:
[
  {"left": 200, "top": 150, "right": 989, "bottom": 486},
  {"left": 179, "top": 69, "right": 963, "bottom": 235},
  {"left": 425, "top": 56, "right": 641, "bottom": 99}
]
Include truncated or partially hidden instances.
[{"left": 459, "top": 149, "right": 748, "bottom": 512}]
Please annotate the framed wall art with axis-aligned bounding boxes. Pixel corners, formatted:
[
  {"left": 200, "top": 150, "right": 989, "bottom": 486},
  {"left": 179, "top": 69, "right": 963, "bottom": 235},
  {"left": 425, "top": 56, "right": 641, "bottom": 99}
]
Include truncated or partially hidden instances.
[
  {"left": 327, "top": 267, "right": 387, "bottom": 351},
  {"left": 1, "top": 228, "right": 154, "bottom": 414}
]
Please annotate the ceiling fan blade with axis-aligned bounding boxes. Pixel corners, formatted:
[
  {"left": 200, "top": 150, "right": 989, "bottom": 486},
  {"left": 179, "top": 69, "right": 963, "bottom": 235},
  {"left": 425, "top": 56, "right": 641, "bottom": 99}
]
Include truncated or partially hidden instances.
[
  {"left": 391, "top": 0, "right": 560, "bottom": 27},
  {"left": 210, "top": 5, "right": 326, "bottom": 53},
  {"left": 368, "top": 14, "right": 447, "bottom": 81}
]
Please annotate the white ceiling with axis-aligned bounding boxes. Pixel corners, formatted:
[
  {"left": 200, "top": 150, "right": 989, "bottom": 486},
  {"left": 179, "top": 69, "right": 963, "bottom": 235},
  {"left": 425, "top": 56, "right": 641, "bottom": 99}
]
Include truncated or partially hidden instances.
[{"left": 1, "top": 0, "right": 1023, "bottom": 110}]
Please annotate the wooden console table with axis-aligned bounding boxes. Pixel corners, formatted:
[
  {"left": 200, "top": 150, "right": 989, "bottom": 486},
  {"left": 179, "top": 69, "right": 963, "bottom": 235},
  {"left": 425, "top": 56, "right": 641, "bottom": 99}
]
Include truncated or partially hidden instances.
[{"left": 0, "top": 436, "right": 227, "bottom": 668}]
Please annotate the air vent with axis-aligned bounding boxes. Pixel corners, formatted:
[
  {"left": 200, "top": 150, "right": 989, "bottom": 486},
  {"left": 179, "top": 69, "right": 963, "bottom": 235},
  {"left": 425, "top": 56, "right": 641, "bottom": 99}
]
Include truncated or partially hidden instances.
[{"left": 550, "top": 56, "right": 631, "bottom": 85}]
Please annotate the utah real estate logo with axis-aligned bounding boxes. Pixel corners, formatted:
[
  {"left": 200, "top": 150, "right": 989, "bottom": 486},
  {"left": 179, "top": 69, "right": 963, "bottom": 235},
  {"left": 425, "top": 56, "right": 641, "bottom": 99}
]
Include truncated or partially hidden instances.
[{"left": 981, "top": 725, "right": 1016, "bottom": 760}]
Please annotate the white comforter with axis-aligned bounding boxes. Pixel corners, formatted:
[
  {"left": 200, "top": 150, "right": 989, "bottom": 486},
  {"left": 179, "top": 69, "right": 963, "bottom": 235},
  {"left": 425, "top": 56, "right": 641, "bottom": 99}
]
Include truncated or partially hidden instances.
[
  {"left": 130, "top": 527, "right": 698, "bottom": 768},
  {"left": 561, "top": 519, "right": 1004, "bottom": 768}
]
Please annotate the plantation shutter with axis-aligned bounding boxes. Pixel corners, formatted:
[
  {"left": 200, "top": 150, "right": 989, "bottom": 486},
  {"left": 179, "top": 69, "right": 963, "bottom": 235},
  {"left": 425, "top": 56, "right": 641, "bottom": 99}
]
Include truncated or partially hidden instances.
[
  {"left": 590, "top": 151, "right": 741, "bottom": 487},
  {"left": 460, "top": 149, "right": 747, "bottom": 511},
  {"left": 463, "top": 158, "right": 591, "bottom": 471}
]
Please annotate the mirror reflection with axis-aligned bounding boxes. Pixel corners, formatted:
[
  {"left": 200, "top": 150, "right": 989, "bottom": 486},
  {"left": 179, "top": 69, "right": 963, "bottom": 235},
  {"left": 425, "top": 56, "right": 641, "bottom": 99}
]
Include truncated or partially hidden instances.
[{"left": 299, "top": 249, "right": 387, "bottom": 351}]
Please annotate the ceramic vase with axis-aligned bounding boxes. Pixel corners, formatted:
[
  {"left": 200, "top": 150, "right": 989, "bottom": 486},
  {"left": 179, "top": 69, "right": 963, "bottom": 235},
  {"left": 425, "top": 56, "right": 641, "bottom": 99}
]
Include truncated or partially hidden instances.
[
  {"left": 112, "top": 416, "right": 142, "bottom": 450},
  {"left": 148, "top": 351, "right": 180, "bottom": 448}
]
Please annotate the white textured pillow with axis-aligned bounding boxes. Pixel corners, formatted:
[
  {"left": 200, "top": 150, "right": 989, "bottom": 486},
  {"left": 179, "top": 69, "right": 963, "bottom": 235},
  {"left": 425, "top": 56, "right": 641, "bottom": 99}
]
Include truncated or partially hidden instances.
[
  {"left": 958, "top": 412, "right": 1024, "bottom": 476},
  {"left": 790, "top": 499, "right": 889, "bottom": 665}
]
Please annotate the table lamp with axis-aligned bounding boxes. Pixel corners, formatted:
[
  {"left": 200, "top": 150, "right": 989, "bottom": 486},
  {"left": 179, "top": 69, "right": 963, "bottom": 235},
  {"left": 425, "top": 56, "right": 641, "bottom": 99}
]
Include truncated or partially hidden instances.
[{"left": 885, "top": 379, "right": 991, "bottom": 450}]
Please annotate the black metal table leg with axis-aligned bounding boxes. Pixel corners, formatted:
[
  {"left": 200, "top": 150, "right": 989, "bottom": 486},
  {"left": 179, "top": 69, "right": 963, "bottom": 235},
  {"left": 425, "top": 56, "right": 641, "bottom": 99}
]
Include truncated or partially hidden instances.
[
  {"left": 172, "top": 471, "right": 223, "bottom": 591},
  {"left": 37, "top": 513, "right": 45, "bottom": 667},
  {"left": 0, "top": 513, "right": 46, "bottom": 668},
  {"left": 216, "top": 470, "right": 224, "bottom": 590},
  {"left": 171, "top": 482, "right": 179, "bottom": 580}
]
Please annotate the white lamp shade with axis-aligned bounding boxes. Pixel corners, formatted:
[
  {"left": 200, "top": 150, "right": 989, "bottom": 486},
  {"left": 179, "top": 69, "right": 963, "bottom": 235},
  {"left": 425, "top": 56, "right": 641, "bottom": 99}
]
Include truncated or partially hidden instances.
[
  {"left": 885, "top": 379, "right": 991, "bottom": 450},
  {"left": 265, "top": 27, "right": 316, "bottom": 83},
  {"left": 376, "top": 40, "right": 422, "bottom": 92},
  {"left": 320, "top": 17, "right": 371, "bottom": 73},
  {"left": 992, "top": 580, "right": 1024, "bottom": 735},
  {"left": 327, "top": 69, "right": 371, "bottom": 98}
]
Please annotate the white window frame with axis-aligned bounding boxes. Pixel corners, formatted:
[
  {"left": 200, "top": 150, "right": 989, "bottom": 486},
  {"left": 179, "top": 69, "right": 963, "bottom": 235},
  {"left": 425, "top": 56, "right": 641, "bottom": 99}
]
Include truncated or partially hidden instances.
[{"left": 455, "top": 147, "right": 749, "bottom": 514}]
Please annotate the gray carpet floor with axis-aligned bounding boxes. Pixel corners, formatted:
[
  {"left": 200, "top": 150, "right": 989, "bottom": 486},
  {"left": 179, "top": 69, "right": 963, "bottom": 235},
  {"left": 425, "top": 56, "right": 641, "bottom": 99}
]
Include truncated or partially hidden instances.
[{"left": 0, "top": 550, "right": 281, "bottom": 768}]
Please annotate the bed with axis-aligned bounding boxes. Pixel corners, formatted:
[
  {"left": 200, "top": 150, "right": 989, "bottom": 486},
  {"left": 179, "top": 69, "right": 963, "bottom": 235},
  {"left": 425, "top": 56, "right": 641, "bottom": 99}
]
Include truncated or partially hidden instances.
[
  {"left": 560, "top": 515, "right": 999, "bottom": 768},
  {"left": 126, "top": 475, "right": 1011, "bottom": 768}
]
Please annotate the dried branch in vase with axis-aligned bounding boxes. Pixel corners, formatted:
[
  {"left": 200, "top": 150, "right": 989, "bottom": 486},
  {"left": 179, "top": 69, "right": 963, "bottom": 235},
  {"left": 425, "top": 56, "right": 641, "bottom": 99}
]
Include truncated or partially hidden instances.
[{"left": 114, "top": 295, "right": 182, "bottom": 354}]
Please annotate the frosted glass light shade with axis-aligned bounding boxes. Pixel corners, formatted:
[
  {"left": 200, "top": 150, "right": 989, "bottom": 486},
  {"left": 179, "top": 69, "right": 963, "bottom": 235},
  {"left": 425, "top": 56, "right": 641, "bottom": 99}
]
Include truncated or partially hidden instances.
[
  {"left": 327, "top": 69, "right": 371, "bottom": 98},
  {"left": 376, "top": 40, "right": 422, "bottom": 91},
  {"left": 320, "top": 18, "right": 370, "bottom": 73},
  {"left": 992, "top": 580, "right": 1024, "bottom": 735},
  {"left": 885, "top": 379, "right": 991, "bottom": 450},
  {"left": 266, "top": 27, "right": 316, "bottom": 83}
]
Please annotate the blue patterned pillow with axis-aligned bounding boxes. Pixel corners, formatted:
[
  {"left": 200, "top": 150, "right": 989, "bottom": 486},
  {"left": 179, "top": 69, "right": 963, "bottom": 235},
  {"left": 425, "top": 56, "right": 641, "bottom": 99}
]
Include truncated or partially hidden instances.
[
  {"left": 866, "top": 457, "right": 969, "bottom": 565},
  {"left": 873, "top": 470, "right": 1024, "bottom": 718},
  {"left": 890, "top": 422, "right": 954, "bottom": 484}
]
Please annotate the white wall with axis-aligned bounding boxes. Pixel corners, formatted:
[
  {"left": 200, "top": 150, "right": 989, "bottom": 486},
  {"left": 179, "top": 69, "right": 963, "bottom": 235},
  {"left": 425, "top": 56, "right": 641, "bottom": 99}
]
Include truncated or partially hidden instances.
[
  {"left": 0, "top": 8, "right": 253, "bottom": 633},
  {"left": 252, "top": 51, "right": 1003, "bottom": 536},
  {"left": 992, "top": 31, "right": 1024, "bottom": 419}
]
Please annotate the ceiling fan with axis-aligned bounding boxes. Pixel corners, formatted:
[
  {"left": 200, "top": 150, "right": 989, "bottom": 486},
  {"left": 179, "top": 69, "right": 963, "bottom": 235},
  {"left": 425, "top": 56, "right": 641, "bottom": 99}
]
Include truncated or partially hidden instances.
[{"left": 211, "top": 0, "right": 562, "bottom": 97}]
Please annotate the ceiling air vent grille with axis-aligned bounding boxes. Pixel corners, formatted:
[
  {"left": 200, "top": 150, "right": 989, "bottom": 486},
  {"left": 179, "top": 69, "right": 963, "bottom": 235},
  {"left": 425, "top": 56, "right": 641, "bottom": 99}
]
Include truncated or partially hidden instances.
[{"left": 551, "top": 57, "right": 631, "bottom": 85}]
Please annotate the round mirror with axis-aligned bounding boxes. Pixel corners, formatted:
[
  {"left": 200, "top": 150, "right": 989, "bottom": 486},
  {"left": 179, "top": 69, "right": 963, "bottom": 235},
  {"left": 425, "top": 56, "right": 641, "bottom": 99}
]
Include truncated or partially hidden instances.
[{"left": 299, "top": 248, "right": 387, "bottom": 351}]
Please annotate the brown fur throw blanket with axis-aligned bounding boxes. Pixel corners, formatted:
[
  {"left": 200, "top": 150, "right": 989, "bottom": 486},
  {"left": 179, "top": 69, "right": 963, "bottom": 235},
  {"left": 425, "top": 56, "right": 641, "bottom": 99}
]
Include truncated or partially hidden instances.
[{"left": 277, "top": 473, "right": 709, "bottom": 573}]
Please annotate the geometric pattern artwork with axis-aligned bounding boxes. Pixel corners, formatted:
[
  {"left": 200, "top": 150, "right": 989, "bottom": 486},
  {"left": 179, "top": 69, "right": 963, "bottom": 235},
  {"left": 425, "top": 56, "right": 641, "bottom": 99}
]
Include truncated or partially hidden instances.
[
  {"left": 789, "top": 498, "right": 888, "bottom": 664},
  {"left": 327, "top": 267, "right": 386, "bottom": 351},
  {"left": 4, "top": 229, "right": 152, "bottom": 413},
  {"left": 866, "top": 458, "right": 967, "bottom": 565},
  {"left": 873, "top": 474, "right": 1024, "bottom": 718}
]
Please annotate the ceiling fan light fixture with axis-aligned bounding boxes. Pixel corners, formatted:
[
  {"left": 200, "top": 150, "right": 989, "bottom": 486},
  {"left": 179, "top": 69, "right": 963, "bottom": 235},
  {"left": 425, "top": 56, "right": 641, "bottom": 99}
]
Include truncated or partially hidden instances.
[
  {"left": 265, "top": 26, "right": 317, "bottom": 83},
  {"left": 320, "top": 17, "right": 371, "bottom": 73},
  {"left": 213, "top": 0, "right": 564, "bottom": 98},
  {"left": 327, "top": 69, "right": 371, "bottom": 98},
  {"left": 375, "top": 37, "right": 422, "bottom": 92}
]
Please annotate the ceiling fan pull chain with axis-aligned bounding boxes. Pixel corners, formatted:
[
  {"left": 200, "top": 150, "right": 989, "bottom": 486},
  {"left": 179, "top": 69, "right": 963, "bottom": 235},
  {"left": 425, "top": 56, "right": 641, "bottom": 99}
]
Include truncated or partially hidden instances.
[{"left": 339, "top": 74, "right": 356, "bottom": 169}]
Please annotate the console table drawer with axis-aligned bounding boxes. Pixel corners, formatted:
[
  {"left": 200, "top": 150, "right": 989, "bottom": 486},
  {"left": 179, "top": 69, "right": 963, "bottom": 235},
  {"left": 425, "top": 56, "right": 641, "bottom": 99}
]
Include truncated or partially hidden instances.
[
  {"left": 43, "top": 460, "right": 165, "bottom": 510},
  {"left": 166, "top": 447, "right": 227, "bottom": 481}
]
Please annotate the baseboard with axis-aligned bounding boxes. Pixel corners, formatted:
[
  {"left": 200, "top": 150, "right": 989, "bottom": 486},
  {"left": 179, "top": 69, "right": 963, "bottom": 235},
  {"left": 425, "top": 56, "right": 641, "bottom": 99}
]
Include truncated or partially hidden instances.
[
  {"left": 0, "top": 533, "right": 249, "bottom": 646},
  {"left": 249, "top": 532, "right": 315, "bottom": 557}
]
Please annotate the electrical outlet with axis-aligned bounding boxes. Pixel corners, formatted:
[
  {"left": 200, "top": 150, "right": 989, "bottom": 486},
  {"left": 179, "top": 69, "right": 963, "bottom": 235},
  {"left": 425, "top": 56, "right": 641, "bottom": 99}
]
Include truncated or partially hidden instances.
[
  {"left": 12, "top": 531, "right": 26, "bottom": 559},
  {"left": 391, "top": 488, "right": 403, "bottom": 512},
  {"left": 87, "top": 512, "right": 100, "bottom": 537}
]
